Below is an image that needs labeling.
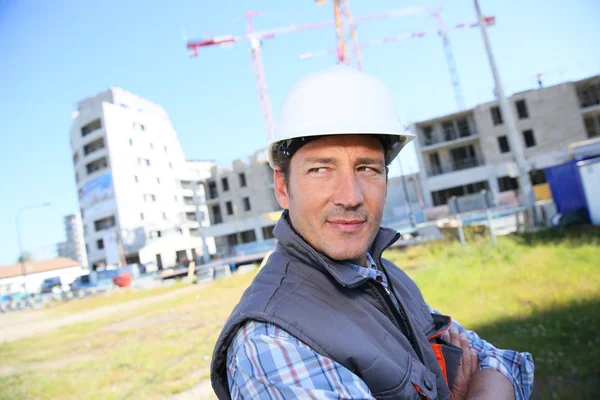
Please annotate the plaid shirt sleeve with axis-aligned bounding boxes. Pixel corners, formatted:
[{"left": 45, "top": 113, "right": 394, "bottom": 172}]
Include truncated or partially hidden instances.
[
  {"left": 430, "top": 307, "right": 535, "bottom": 400},
  {"left": 226, "top": 320, "right": 375, "bottom": 399}
]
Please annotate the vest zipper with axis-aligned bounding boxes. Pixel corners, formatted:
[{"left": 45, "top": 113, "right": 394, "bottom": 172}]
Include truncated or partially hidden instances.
[{"left": 372, "top": 270, "right": 426, "bottom": 366}]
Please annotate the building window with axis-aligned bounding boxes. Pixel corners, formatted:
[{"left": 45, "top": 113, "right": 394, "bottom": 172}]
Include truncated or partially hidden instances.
[
  {"left": 226, "top": 201, "right": 234, "bottom": 215},
  {"left": 498, "top": 136, "right": 510, "bottom": 153},
  {"left": 81, "top": 119, "right": 102, "bottom": 137},
  {"left": 208, "top": 181, "right": 218, "bottom": 199},
  {"left": 174, "top": 195, "right": 178, "bottom": 202},
  {"left": 143, "top": 194, "right": 156, "bottom": 202},
  {"left": 157, "top": 231, "right": 161, "bottom": 237},
  {"left": 140, "top": 212, "right": 144, "bottom": 220},
  {"left": 211, "top": 204, "right": 222, "bottom": 224},
  {"left": 221, "top": 177, "right": 229, "bottom": 192},
  {"left": 490, "top": 106, "right": 503, "bottom": 125},
  {"left": 168, "top": 162, "right": 173, "bottom": 169},
  {"left": 262, "top": 225, "right": 275, "bottom": 240},
  {"left": 186, "top": 212, "right": 197, "bottom": 221},
  {"left": 450, "top": 145, "right": 479, "bottom": 171},
  {"left": 96, "top": 239, "right": 104, "bottom": 250},
  {"left": 442, "top": 121, "right": 458, "bottom": 141},
  {"left": 162, "top": 212, "right": 167, "bottom": 220},
  {"left": 243, "top": 197, "right": 251, "bottom": 211},
  {"left": 577, "top": 81, "right": 600, "bottom": 108},
  {"left": 149, "top": 142, "right": 154, "bottom": 150},
  {"left": 134, "top": 175, "right": 138, "bottom": 183},
  {"left": 584, "top": 115, "right": 600, "bottom": 138},
  {"left": 73, "top": 152, "right": 79, "bottom": 164},
  {"left": 156, "top": 177, "right": 160, "bottom": 184},
  {"left": 523, "top": 129, "right": 536, "bottom": 147},
  {"left": 129, "top": 138, "right": 133, "bottom": 146},
  {"left": 86, "top": 156, "right": 108, "bottom": 175},
  {"left": 498, "top": 176, "right": 519, "bottom": 192},
  {"left": 240, "top": 229, "right": 257, "bottom": 243},
  {"left": 84, "top": 138, "right": 105, "bottom": 156},
  {"left": 138, "top": 158, "right": 151, "bottom": 166},
  {"left": 515, "top": 100, "right": 529, "bottom": 119},
  {"left": 422, "top": 125, "right": 434, "bottom": 146},
  {"left": 530, "top": 170, "right": 547, "bottom": 185},
  {"left": 164, "top": 145, "right": 168, "bottom": 152},
  {"left": 94, "top": 216, "right": 115, "bottom": 232},
  {"left": 431, "top": 181, "right": 489, "bottom": 206},
  {"left": 456, "top": 118, "right": 472, "bottom": 137},
  {"left": 239, "top": 172, "right": 247, "bottom": 187},
  {"left": 428, "top": 153, "right": 442, "bottom": 176}
]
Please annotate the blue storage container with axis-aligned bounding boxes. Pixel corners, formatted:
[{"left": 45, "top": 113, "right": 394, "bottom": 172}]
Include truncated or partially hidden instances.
[{"left": 544, "top": 161, "right": 587, "bottom": 213}]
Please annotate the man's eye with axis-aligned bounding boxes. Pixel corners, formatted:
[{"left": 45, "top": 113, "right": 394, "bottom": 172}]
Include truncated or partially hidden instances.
[
  {"left": 308, "top": 167, "right": 328, "bottom": 173},
  {"left": 358, "top": 166, "right": 380, "bottom": 173}
]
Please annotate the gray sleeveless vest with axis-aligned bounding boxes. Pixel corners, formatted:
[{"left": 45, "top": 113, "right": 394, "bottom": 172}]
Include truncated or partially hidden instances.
[{"left": 211, "top": 213, "right": 462, "bottom": 399}]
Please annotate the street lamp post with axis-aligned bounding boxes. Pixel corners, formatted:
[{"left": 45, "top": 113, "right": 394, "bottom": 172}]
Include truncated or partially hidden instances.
[
  {"left": 474, "top": 0, "right": 539, "bottom": 227},
  {"left": 16, "top": 202, "right": 51, "bottom": 294}
]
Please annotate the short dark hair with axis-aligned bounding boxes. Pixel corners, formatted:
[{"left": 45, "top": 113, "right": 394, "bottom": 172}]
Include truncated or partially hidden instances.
[{"left": 271, "top": 147, "right": 292, "bottom": 186}]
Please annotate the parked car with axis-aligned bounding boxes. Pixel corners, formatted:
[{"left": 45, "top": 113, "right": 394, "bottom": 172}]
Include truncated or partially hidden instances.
[{"left": 40, "top": 276, "right": 69, "bottom": 293}]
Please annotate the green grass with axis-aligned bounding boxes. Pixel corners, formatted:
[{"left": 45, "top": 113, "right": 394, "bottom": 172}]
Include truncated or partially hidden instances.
[
  {"left": 385, "top": 227, "right": 600, "bottom": 399},
  {"left": 0, "top": 273, "right": 256, "bottom": 400},
  {"left": 0, "top": 229, "right": 598, "bottom": 399}
]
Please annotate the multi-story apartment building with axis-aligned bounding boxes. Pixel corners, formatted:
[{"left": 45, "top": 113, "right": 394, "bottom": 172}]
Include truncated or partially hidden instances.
[
  {"left": 56, "top": 213, "right": 88, "bottom": 267},
  {"left": 414, "top": 75, "right": 599, "bottom": 208},
  {"left": 201, "top": 149, "right": 281, "bottom": 257},
  {"left": 70, "top": 88, "right": 215, "bottom": 269}
]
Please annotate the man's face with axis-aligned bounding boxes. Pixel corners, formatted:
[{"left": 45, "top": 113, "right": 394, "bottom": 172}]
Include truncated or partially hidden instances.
[{"left": 274, "top": 135, "right": 387, "bottom": 266}]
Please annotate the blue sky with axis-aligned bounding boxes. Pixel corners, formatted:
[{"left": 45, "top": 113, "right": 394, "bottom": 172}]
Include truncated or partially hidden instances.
[{"left": 0, "top": 0, "right": 598, "bottom": 265}]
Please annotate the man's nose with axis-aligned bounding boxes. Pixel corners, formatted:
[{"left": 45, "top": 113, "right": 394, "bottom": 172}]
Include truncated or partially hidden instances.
[{"left": 332, "top": 171, "right": 364, "bottom": 209}]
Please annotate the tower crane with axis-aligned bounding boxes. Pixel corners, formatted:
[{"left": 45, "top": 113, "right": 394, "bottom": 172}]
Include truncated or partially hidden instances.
[{"left": 186, "top": 6, "right": 442, "bottom": 138}]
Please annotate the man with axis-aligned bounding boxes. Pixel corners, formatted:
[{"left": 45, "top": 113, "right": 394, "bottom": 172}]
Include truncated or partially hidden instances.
[{"left": 211, "top": 66, "right": 534, "bottom": 399}]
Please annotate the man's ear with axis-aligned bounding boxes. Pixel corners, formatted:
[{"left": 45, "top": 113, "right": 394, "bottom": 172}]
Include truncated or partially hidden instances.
[{"left": 273, "top": 168, "right": 289, "bottom": 210}]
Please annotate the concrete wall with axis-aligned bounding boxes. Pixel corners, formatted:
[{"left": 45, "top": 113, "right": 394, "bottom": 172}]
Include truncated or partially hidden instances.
[
  {"left": 412, "top": 79, "right": 593, "bottom": 208},
  {"left": 204, "top": 149, "right": 280, "bottom": 228},
  {"left": 475, "top": 82, "right": 588, "bottom": 166}
]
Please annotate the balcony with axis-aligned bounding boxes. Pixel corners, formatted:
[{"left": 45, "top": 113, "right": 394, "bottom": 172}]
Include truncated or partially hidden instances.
[
  {"left": 84, "top": 137, "right": 105, "bottom": 156},
  {"left": 577, "top": 82, "right": 600, "bottom": 109},
  {"left": 426, "top": 157, "right": 485, "bottom": 177},
  {"left": 420, "top": 127, "right": 478, "bottom": 150},
  {"left": 86, "top": 156, "right": 108, "bottom": 175}
]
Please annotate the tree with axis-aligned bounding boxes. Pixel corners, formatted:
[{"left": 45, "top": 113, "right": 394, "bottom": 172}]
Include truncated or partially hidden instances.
[{"left": 18, "top": 251, "right": 33, "bottom": 263}]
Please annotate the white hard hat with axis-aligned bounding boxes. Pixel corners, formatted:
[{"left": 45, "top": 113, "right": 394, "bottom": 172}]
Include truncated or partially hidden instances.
[{"left": 268, "top": 65, "right": 414, "bottom": 168}]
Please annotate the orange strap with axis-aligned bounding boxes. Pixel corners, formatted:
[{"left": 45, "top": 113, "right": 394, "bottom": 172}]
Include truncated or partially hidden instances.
[
  {"left": 431, "top": 343, "right": 455, "bottom": 400},
  {"left": 431, "top": 344, "right": 448, "bottom": 385}
]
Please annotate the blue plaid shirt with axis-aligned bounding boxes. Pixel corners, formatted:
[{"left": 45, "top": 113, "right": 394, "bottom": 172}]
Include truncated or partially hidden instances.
[{"left": 226, "top": 254, "right": 534, "bottom": 399}]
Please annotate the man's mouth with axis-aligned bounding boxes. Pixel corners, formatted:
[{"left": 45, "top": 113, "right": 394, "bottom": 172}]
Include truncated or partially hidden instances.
[{"left": 327, "top": 219, "right": 366, "bottom": 232}]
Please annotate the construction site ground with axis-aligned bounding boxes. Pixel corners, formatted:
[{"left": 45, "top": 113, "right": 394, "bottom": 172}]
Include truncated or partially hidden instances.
[
  {"left": 0, "top": 273, "right": 257, "bottom": 400},
  {"left": 1, "top": 229, "right": 599, "bottom": 399}
]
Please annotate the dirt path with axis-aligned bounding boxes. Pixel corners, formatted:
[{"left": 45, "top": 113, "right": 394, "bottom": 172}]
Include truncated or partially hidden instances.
[{"left": 0, "top": 284, "right": 202, "bottom": 343}]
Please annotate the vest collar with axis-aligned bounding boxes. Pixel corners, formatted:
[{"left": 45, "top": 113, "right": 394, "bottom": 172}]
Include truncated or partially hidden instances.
[{"left": 273, "top": 211, "right": 400, "bottom": 288}]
